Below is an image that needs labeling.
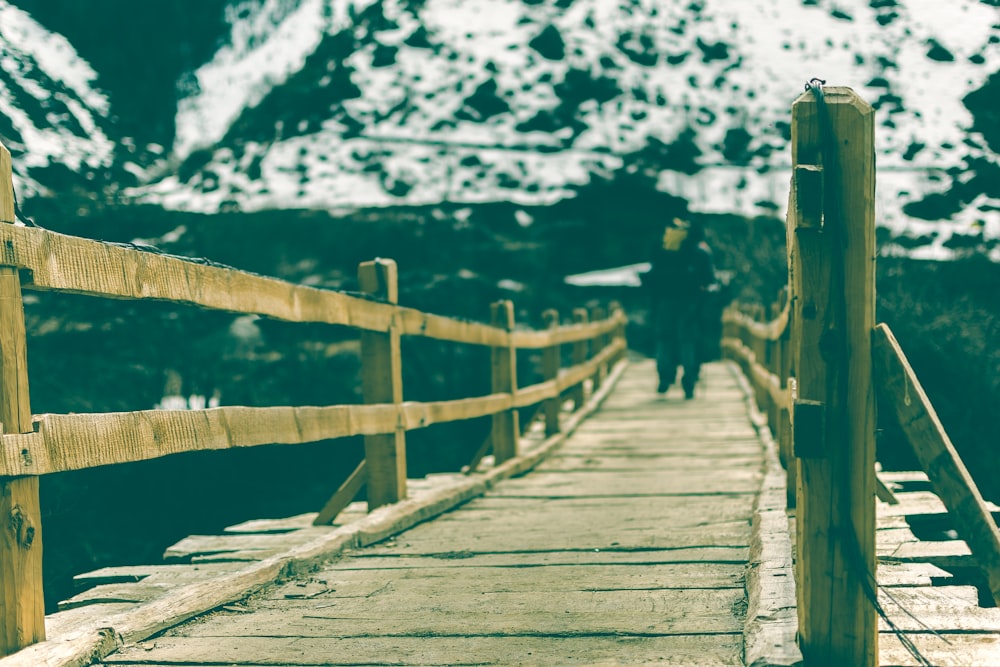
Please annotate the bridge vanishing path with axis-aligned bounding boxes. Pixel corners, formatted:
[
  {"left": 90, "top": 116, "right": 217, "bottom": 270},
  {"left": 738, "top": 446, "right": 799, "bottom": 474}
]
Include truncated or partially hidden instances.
[{"left": 96, "top": 360, "right": 775, "bottom": 667}]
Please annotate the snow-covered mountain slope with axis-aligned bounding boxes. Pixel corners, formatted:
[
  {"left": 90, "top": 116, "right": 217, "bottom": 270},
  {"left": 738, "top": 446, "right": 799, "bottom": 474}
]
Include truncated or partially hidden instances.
[
  {"left": 3, "top": 0, "right": 999, "bottom": 259},
  {"left": 0, "top": 1, "right": 115, "bottom": 197}
]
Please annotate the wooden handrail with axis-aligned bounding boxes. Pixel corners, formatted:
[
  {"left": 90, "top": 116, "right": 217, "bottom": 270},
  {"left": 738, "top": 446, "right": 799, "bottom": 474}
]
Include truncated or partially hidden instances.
[
  {"left": 0, "top": 224, "right": 625, "bottom": 349},
  {"left": 0, "top": 141, "right": 629, "bottom": 657}
]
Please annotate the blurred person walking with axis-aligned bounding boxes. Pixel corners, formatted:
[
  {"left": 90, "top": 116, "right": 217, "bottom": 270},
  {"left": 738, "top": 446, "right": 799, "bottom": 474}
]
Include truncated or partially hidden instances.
[{"left": 643, "top": 218, "right": 717, "bottom": 399}]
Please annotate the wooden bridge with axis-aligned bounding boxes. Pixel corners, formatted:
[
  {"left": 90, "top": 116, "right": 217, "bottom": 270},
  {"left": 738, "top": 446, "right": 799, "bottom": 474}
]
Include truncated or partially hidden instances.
[{"left": 1, "top": 89, "right": 999, "bottom": 667}]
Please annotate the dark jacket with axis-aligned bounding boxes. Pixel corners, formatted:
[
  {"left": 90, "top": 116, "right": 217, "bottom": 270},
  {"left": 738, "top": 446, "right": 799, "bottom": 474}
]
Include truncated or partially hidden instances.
[{"left": 645, "top": 240, "right": 716, "bottom": 303}]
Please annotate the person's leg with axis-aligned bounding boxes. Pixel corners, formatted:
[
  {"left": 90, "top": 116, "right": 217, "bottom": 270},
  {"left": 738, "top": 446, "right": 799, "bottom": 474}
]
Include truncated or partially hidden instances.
[
  {"left": 654, "top": 304, "right": 678, "bottom": 393},
  {"left": 679, "top": 310, "right": 701, "bottom": 399}
]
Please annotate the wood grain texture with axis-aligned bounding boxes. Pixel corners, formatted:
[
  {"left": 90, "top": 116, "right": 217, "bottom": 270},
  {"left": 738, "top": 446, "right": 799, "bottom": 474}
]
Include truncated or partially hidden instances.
[
  {"left": 0, "top": 221, "right": 629, "bottom": 353},
  {"left": 0, "top": 341, "right": 625, "bottom": 478},
  {"left": 0, "top": 143, "right": 44, "bottom": 657},
  {"left": 790, "top": 86, "right": 877, "bottom": 667},
  {"left": 358, "top": 259, "right": 407, "bottom": 509}
]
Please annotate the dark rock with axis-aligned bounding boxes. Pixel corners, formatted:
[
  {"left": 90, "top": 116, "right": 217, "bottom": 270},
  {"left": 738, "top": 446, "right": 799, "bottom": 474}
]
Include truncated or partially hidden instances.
[
  {"left": 456, "top": 79, "right": 510, "bottom": 122},
  {"left": 529, "top": 25, "right": 565, "bottom": 60},
  {"left": 964, "top": 71, "right": 1000, "bottom": 153},
  {"left": 903, "top": 192, "right": 963, "bottom": 220},
  {"left": 926, "top": 38, "right": 955, "bottom": 62},
  {"left": 404, "top": 25, "right": 434, "bottom": 49},
  {"left": 372, "top": 43, "right": 398, "bottom": 68},
  {"left": 695, "top": 37, "right": 729, "bottom": 62},
  {"left": 902, "top": 141, "right": 925, "bottom": 161}
]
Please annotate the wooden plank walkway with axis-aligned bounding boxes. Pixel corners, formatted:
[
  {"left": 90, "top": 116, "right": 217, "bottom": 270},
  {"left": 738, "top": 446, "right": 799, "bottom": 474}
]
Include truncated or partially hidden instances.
[
  {"left": 99, "top": 360, "right": 769, "bottom": 666},
  {"left": 875, "top": 471, "right": 1000, "bottom": 666}
]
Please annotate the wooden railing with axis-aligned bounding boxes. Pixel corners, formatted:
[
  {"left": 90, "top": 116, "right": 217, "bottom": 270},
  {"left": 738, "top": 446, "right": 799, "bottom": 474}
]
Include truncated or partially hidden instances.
[
  {"left": 722, "top": 86, "right": 1000, "bottom": 667},
  {"left": 0, "top": 143, "right": 627, "bottom": 657}
]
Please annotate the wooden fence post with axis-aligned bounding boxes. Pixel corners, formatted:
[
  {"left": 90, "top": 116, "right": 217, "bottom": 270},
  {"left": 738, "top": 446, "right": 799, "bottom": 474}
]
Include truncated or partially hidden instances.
[
  {"left": 490, "top": 301, "right": 518, "bottom": 463},
  {"left": 541, "top": 309, "right": 561, "bottom": 437},
  {"left": 789, "top": 86, "right": 877, "bottom": 666},
  {"left": 589, "top": 305, "right": 606, "bottom": 391},
  {"left": 609, "top": 300, "right": 625, "bottom": 364},
  {"left": 570, "top": 308, "right": 588, "bottom": 410},
  {"left": 0, "top": 143, "right": 45, "bottom": 655},
  {"left": 358, "top": 259, "right": 406, "bottom": 509}
]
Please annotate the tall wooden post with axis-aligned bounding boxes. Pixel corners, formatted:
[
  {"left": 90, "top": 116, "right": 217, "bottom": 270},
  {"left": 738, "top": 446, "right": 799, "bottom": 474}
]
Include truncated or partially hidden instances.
[
  {"left": 490, "top": 301, "right": 518, "bottom": 463},
  {"left": 0, "top": 143, "right": 45, "bottom": 655},
  {"left": 609, "top": 300, "right": 626, "bottom": 364},
  {"left": 570, "top": 308, "right": 588, "bottom": 410},
  {"left": 789, "top": 87, "right": 877, "bottom": 666},
  {"left": 541, "top": 309, "right": 561, "bottom": 437},
  {"left": 589, "top": 306, "right": 606, "bottom": 391},
  {"left": 358, "top": 259, "right": 406, "bottom": 509}
]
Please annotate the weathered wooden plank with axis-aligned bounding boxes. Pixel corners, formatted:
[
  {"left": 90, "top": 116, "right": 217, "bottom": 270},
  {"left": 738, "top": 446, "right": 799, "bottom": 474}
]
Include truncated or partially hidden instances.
[
  {"left": 335, "top": 546, "right": 752, "bottom": 569},
  {"left": 543, "top": 454, "right": 763, "bottom": 471},
  {"left": 489, "top": 469, "right": 761, "bottom": 497},
  {"left": 880, "top": 470, "right": 931, "bottom": 484},
  {"left": 72, "top": 563, "right": 243, "bottom": 588},
  {"left": 104, "top": 633, "right": 745, "bottom": 666},
  {"left": 163, "top": 530, "right": 330, "bottom": 562},
  {"left": 880, "top": 632, "right": 1000, "bottom": 667},
  {"left": 2, "top": 404, "right": 394, "bottom": 476},
  {"left": 877, "top": 562, "right": 953, "bottom": 587},
  {"left": 885, "top": 540, "right": 973, "bottom": 568},
  {"left": 58, "top": 583, "right": 175, "bottom": 611},
  {"left": 173, "top": 588, "right": 746, "bottom": 637},
  {"left": 424, "top": 494, "right": 755, "bottom": 526},
  {"left": 362, "top": 521, "right": 751, "bottom": 553},
  {"left": 264, "top": 562, "right": 746, "bottom": 596}
]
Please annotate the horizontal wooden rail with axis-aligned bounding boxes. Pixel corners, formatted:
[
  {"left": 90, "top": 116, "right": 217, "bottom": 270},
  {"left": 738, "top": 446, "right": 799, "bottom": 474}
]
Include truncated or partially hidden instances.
[
  {"left": 720, "top": 337, "right": 788, "bottom": 412},
  {"left": 0, "top": 337, "right": 626, "bottom": 477},
  {"left": 0, "top": 224, "right": 624, "bottom": 350},
  {"left": 721, "top": 302, "right": 790, "bottom": 342}
]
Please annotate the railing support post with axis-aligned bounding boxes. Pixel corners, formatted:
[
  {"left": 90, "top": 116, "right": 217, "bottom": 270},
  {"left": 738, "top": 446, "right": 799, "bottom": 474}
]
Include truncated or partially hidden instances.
[
  {"left": 490, "top": 300, "right": 518, "bottom": 463},
  {"left": 0, "top": 143, "right": 45, "bottom": 656},
  {"left": 609, "top": 300, "right": 626, "bottom": 365},
  {"left": 358, "top": 259, "right": 406, "bottom": 509},
  {"left": 570, "top": 308, "right": 588, "bottom": 410},
  {"left": 589, "top": 305, "right": 606, "bottom": 391},
  {"left": 789, "top": 87, "right": 876, "bottom": 666},
  {"left": 541, "top": 309, "right": 561, "bottom": 437}
]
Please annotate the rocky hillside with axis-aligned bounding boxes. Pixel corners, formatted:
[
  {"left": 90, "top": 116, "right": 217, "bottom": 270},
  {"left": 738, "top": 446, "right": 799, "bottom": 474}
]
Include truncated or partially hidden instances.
[{"left": 2, "top": 0, "right": 999, "bottom": 260}]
